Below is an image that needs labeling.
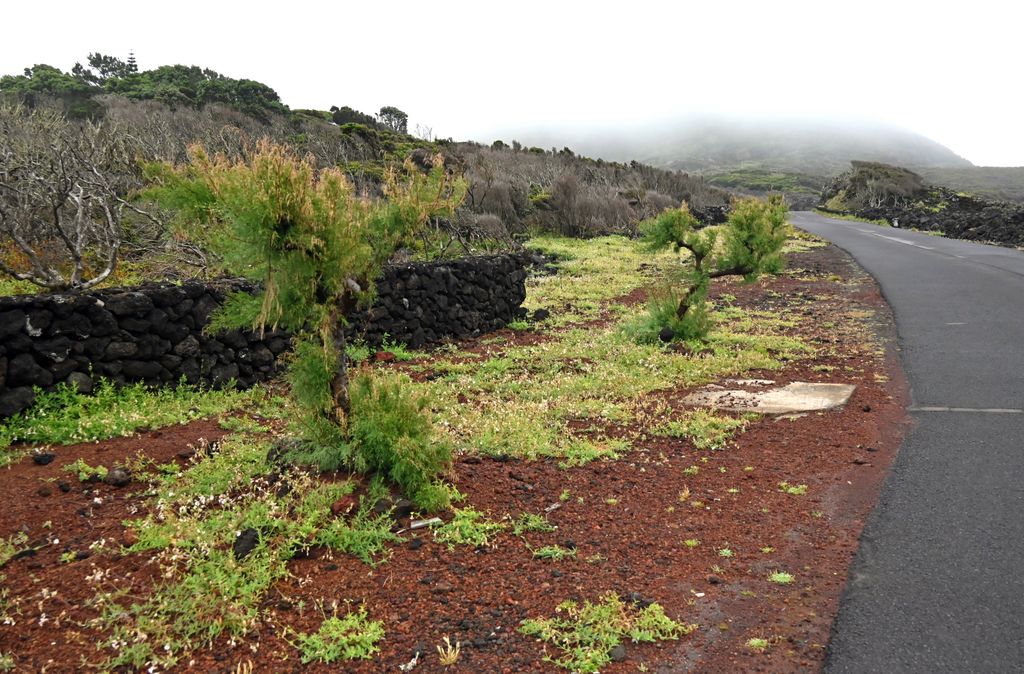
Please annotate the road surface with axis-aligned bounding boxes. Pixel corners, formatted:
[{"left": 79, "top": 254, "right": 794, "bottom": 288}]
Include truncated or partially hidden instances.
[{"left": 789, "top": 211, "right": 1024, "bottom": 674}]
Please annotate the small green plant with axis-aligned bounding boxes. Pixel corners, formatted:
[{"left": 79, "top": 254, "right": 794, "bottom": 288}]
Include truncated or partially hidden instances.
[
  {"left": 532, "top": 545, "right": 577, "bottom": 561},
  {"left": 433, "top": 508, "right": 506, "bottom": 550},
  {"left": 0, "top": 532, "right": 29, "bottom": 566},
  {"left": 684, "top": 539, "right": 700, "bottom": 548},
  {"left": 520, "top": 593, "right": 694, "bottom": 673},
  {"left": 63, "top": 458, "right": 108, "bottom": 482},
  {"left": 512, "top": 513, "right": 557, "bottom": 536},
  {"left": 768, "top": 571, "right": 795, "bottom": 585},
  {"left": 508, "top": 319, "right": 531, "bottom": 331},
  {"left": 778, "top": 481, "right": 808, "bottom": 496},
  {"left": 558, "top": 438, "right": 623, "bottom": 468},
  {"left": 559, "top": 489, "right": 571, "bottom": 502},
  {"left": 683, "top": 465, "right": 699, "bottom": 476},
  {"left": 291, "top": 608, "right": 385, "bottom": 663},
  {"left": 718, "top": 548, "right": 734, "bottom": 558},
  {"left": 315, "top": 494, "right": 403, "bottom": 565},
  {"left": 746, "top": 637, "right": 770, "bottom": 651},
  {"left": 761, "top": 546, "right": 775, "bottom": 554}
]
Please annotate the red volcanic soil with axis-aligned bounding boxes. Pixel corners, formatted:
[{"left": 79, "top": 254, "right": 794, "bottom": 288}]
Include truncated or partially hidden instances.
[{"left": 0, "top": 244, "right": 908, "bottom": 673}]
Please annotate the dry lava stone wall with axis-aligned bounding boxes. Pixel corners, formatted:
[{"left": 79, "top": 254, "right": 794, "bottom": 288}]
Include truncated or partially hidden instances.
[{"left": 0, "top": 253, "right": 528, "bottom": 418}]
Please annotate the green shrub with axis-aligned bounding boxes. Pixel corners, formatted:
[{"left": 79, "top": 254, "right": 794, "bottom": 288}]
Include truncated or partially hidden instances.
[
  {"left": 639, "top": 197, "right": 788, "bottom": 342},
  {"left": 624, "top": 285, "right": 711, "bottom": 343},
  {"left": 348, "top": 371, "right": 451, "bottom": 510}
]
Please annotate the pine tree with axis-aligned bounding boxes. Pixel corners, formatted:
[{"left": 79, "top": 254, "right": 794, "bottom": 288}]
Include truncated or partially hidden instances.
[
  {"left": 640, "top": 195, "right": 789, "bottom": 341},
  {"left": 146, "top": 140, "right": 465, "bottom": 508}
]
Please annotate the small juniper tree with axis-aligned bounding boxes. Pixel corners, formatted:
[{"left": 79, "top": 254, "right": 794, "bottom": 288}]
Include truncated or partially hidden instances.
[
  {"left": 146, "top": 140, "right": 464, "bottom": 508},
  {"left": 639, "top": 195, "right": 789, "bottom": 341}
]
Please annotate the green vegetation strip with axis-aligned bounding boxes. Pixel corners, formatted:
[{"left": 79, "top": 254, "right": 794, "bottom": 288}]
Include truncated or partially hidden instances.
[
  {"left": 0, "top": 378, "right": 260, "bottom": 461},
  {"left": 425, "top": 235, "right": 808, "bottom": 464}
]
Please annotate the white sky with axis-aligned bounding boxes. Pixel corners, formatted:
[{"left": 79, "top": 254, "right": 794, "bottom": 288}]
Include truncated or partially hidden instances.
[{"left": 4, "top": 0, "right": 1023, "bottom": 166}]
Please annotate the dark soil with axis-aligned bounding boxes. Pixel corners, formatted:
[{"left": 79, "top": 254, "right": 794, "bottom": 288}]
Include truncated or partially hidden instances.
[{"left": 0, "top": 244, "right": 909, "bottom": 673}]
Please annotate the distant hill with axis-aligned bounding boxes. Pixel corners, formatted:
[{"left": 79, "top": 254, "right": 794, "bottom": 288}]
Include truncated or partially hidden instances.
[
  {"left": 637, "top": 118, "right": 972, "bottom": 176},
  {"left": 911, "top": 167, "right": 1024, "bottom": 204},
  {"left": 493, "top": 117, "right": 972, "bottom": 179}
]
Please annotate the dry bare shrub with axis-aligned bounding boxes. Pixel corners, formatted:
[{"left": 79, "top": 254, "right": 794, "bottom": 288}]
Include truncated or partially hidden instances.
[{"left": 0, "top": 104, "right": 150, "bottom": 289}]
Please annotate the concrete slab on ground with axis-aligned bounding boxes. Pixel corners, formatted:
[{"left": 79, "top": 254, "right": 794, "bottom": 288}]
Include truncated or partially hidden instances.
[{"left": 683, "top": 382, "right": 857, "bottom": 414}]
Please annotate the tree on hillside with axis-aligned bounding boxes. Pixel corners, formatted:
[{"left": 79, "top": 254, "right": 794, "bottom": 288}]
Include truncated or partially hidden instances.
[
  {"left": 330, "top": 105, "right": 377, "bottom": 127},
  {"left": 145, "top": 141, "right": 465, "bottom": 508},
  {"left": 0, "top": 65, "right": 94, "bottom": 95},
  {"left": 639, "top": 196, "right": 789, "bottom": 341},
  {"left": 72, "top": 52, "right": 135, "bottom": 84},
  {"left": 377, "top": 105, "right": 408, "bottom": 134},
  {"left": 2, "top": 58, "right": 288, "bottom": 122}
]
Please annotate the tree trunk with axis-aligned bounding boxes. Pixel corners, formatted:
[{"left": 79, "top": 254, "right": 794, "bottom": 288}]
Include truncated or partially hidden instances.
[
  {"left": 675, "top": 284, "right": 698, "bottom": 319},
  {"left": 328, "top": 292, "right": 359, "bottom": 427}
]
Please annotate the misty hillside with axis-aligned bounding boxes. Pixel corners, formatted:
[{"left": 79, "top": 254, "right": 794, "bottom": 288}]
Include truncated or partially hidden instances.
[
  {"left": 638, "top": 119, "right": 971, "bottom": 176},
  {"left": 500, "top": 118, "right": 972, "bottom": 178}
]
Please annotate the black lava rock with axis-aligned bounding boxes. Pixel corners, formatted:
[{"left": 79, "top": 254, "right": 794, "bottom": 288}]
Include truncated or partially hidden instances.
[
  {"left": 233, "top": 528, "right": 259, "bottom": 561},
  {"left": 32, "top": 452, "right": 56, "bottom": 466}
]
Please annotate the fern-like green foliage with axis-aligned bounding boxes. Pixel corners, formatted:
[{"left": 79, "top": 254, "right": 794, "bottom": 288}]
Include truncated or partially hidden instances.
[
  {"left": 718, "top": 196, "right": 789, "bottom": 280},
  {"left": 347, "top": 371, "right": 452, "bottom": 511},
  {"left": 640, "top": 196, "right": 789, "bottom": 341},
  {"left": 145, "top": 141, "right": 464, "bottom": 510}
]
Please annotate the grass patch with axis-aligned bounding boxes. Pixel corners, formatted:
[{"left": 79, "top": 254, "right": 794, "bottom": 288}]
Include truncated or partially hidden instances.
[
  {"left": 290, "top": 608, "right": 385, "bottom": 663},
  {"left": 531, "top": 545, "right": 577, "bottom": 561},
  {"left": 94, "top": 423, "right": 403, "bottom": 669},
  {"left": 520, "top": 593, "right": 695, "bottom": 673},
  {"left": 346, "top": 335, "right": 425, "bottom": 363},
  {"left": 433, "top": 508, "right": 506, "bottom": 550},
  {"left": 650, "top": 410, "right": 751, "bottom": 450},
  {"left": 0, "top": 377, "right": 259, "bottom": 454},
  {"left": 512, "top": 512, "right": 557, "bottom": 536},
  {"left": 813, "top": 209, "right": 890, "bottom": 227},
  {"left": 425, "top": 239, "right": 808, "bottom": 466}
]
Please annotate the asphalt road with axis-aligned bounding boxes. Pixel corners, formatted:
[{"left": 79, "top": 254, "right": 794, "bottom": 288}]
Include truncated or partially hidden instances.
[{"left": 789, "top": 211, "right": 1024, "bottom": 673}]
